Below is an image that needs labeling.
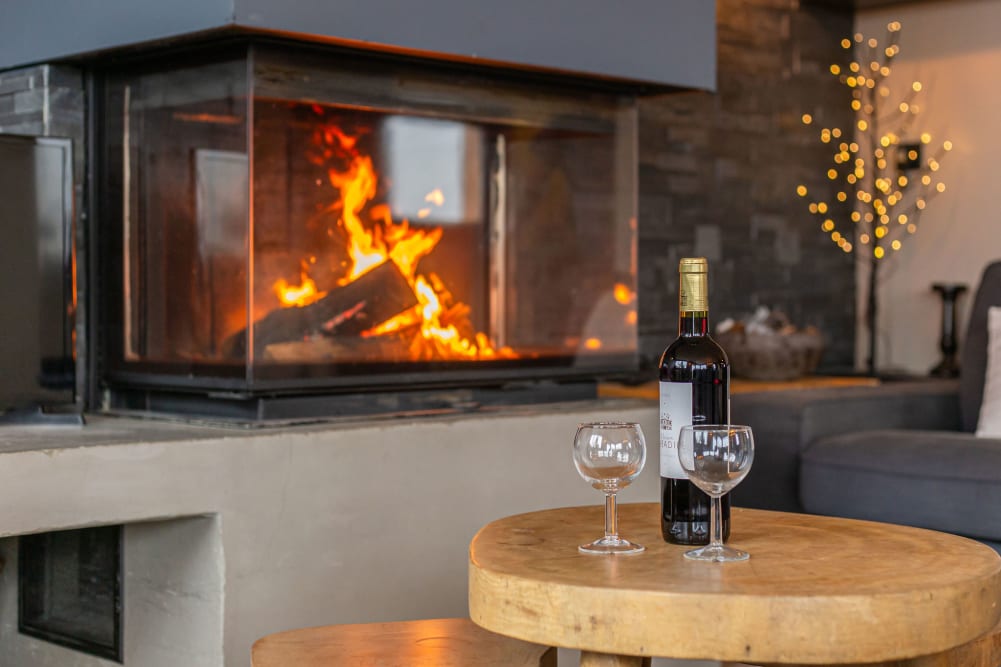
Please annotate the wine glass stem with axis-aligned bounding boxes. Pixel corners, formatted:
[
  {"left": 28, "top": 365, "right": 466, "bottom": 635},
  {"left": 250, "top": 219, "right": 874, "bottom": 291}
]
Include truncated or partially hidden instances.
[
  {"left": 604, "top": 492, "right": 618, "bottom": 540},
  {"left": 710, "top": 494, "right": 723, "bottom": 549}
]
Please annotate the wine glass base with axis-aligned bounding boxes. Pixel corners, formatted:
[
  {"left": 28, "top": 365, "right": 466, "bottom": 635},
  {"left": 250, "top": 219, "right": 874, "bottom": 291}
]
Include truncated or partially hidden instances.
[
  {"left": 579, "top": 536, "right": 645, "bottom": 555},
  {"left": 683, "top": 544, "right": 749, "bottom": 562}
]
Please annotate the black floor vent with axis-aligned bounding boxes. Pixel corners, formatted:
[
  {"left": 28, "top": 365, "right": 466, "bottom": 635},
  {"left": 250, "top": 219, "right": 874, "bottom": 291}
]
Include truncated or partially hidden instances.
[{"left": 19, "top": 525, "right": 122, "bottom": 662}]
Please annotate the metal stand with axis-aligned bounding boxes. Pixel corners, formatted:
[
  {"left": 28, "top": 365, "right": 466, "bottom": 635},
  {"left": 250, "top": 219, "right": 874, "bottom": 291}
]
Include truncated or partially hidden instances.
[{"left": 930, "top": 283, "right": 968, "bottom": 378}]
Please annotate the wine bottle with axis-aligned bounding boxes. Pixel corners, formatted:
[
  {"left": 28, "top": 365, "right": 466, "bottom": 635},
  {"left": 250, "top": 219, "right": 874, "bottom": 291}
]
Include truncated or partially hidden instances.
[{"left": 659, "top": 257, "right": 730, "bottom": 545}]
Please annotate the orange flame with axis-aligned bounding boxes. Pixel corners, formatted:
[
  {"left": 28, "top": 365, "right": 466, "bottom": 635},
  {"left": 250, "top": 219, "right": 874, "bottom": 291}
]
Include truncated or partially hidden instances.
[
  {"left": 272, "top": 122, "right": 514, "bottom": 361},
  {"left": 329, "top": 155, "right": 385, "bottom": 281},
  {"left": 275, "top": 271, "right": 327, "bottom": 308}
]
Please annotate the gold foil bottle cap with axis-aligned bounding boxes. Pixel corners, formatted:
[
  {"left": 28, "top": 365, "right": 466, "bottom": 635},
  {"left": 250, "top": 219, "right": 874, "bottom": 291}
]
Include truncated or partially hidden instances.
[
  {"left": 679, "top": 257, "right": 708, "bottom": 274},
  {"left": 678, "top": 258, "right": 708, "bottom": 312}
]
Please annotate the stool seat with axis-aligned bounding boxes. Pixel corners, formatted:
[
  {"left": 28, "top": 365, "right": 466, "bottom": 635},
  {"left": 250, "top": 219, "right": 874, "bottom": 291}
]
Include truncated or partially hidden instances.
[{"left": 252, "top": 617, "right": 556, "bottom": 666}]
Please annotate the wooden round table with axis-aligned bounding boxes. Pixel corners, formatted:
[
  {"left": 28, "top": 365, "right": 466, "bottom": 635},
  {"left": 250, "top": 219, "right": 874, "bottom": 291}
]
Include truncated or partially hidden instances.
[{"left": 469, "top": 504, "right": 1001, "bottom": 666}]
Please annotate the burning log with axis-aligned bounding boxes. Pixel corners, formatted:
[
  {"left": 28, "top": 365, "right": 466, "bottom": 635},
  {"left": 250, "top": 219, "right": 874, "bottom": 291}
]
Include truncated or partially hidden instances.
[
  {"left": 223, "top": 259, "right": 418, "bottom": 357},
  {"left": 261, "top": 335, "right": 415, "bottom": 363}
]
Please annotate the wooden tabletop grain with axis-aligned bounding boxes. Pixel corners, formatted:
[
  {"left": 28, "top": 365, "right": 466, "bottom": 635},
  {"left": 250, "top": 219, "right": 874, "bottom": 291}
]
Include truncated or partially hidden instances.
[{"left": 469, "top": 504, "right": 1001, "bottom": 665}]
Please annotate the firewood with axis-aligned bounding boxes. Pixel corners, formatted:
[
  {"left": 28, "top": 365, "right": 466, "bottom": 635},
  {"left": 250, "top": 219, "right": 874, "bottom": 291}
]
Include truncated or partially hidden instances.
[{"left": 223, "top": 260, "right": 417, "bottom": 357}]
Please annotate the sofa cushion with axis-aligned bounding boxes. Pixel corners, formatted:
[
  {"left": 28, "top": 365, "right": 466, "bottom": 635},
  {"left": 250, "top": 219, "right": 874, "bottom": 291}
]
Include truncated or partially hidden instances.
[
  {"left": 800, "top": 429, "right": 1001, "bottom": 542},
  {"left": 976, "top": 306, "right": 1001, "bottom": 437},
  {"left": 732, "top": 380, "right": 960, "bottom": 513}
]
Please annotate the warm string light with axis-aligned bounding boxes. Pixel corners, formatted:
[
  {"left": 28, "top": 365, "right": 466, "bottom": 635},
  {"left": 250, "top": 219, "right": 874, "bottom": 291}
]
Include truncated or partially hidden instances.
[{"left": 798, "top": 21, "right": 950, "bottom": 259}]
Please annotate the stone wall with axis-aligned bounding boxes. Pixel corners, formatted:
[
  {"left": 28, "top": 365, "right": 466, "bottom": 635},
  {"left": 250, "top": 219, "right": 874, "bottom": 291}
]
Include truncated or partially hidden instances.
[
  {"left": 0, "top": 63, "right": 87, "bottom": 403},
  {"left": 0, "top": 64, "right": 85, "bottom": 173},
  {"left": 637, "top": 0, "right": 857, "bottom": 373},
  {"left": 0, "top": 63, "right": 85, "bottom": 228},
  {"left": 0, "top": 64, "right": 86, "bottom": 223}
]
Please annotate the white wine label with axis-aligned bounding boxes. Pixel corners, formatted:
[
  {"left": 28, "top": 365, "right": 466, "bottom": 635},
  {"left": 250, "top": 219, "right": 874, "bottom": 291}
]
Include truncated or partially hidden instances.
[{"left": 659, "top": 381, "right": 692, "bottom": 479}]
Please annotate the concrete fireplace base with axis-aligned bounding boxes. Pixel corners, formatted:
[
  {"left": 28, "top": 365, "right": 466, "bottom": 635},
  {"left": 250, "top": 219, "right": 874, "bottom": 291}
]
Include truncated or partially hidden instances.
[
  {"left": 0, "top": 516, "right": 223, "bottom": 666},
  {"left": 0, "top": 399, "right": 658, "bottom": 667}
]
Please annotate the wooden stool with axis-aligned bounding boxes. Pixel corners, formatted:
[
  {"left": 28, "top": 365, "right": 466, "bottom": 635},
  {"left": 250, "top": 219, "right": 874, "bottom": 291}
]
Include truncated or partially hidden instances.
[{"left": 252, "top": 617, "right": 557, "bottom": 666}]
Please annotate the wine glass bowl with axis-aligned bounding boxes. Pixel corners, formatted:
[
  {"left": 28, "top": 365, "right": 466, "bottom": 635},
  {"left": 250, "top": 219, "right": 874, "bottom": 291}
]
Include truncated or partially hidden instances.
[
  {"left": 573, "top": 422, "right": 646, "bottom": 555},
  {"left": 574, "top": 434, "right": 644, "bottom": 493},
  {"left": 677, "top": 425, "right": 754, "bottom": 562}
]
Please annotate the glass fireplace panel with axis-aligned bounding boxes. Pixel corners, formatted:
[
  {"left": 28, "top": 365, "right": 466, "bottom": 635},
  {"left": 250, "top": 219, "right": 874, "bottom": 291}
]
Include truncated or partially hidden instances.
[
  {"left": 246, "top": 45, "right": 638, "bottom": 385},
  {"left": 103, "top": 56, "right": 249, "bottom": 380},
  {"left": 102, "top": 43, "right": 638, "bottom": 398}
]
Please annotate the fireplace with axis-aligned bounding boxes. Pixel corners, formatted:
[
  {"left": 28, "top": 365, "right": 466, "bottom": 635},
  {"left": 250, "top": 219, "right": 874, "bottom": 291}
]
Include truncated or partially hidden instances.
[
  {"left": 1, "top": 2, "right": 716, "bottom": 422},
  {"left": 96, "top": 41, "right": 639, "bottom": 419}
]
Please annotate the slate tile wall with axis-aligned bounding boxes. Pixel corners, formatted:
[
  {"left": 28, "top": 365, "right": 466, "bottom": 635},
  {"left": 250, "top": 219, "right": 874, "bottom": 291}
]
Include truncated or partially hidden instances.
[
  {"left": 0, "top": 63, "right": 87, "bottom": 402},
  {"left": 636, "top": 0, "right": 857, "bottom": 374},
  {"left": 0, "top": 64, "right": 84, "bottom": 164}
]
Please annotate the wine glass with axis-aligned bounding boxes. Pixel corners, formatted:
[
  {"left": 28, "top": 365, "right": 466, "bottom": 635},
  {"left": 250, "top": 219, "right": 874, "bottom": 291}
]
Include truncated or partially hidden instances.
[
  {"left": 572, "top": 422, "right": 647, "bottom": 554},
  {"left": 677, "top": 425, "right": 754, "bottom": 562}
]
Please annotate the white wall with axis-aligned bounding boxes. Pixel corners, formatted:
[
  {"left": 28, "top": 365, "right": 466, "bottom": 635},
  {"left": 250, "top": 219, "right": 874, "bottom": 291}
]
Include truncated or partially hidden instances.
[{"left": 855, "top": 0, "right": 1001, "bottom": 374}]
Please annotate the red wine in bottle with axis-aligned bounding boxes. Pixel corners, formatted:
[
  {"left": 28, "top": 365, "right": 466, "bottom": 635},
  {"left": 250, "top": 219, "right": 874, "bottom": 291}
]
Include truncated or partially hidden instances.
[{"left": 659, "top": 257, "right": 730, "bottom": 545}]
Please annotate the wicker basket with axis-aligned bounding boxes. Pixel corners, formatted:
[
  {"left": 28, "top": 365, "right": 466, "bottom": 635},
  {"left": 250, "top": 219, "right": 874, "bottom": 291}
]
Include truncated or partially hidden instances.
[{"left": 716, "top": 329, "right": 825, "bottom": 381}]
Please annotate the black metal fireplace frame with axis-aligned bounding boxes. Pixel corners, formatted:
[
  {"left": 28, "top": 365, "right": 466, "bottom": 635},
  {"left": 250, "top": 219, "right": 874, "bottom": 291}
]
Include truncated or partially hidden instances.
[{"left": 87, "top": 36, "right": 641, "bottom": 420}]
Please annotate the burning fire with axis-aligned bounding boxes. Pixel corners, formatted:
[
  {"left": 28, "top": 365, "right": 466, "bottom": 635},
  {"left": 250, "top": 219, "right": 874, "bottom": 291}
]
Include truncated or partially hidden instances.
[
  {"left": 275, "top": 266, "right": 327, "bottom": 307},
  {"left": 272, "top": 120, "right": 514, "bottom": 361}
]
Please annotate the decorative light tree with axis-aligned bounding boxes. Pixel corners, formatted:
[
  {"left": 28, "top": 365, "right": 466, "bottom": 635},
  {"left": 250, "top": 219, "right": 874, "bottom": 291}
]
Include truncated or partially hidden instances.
[{"left": 797, "top": 21, "right": 952, "bottom": 375}]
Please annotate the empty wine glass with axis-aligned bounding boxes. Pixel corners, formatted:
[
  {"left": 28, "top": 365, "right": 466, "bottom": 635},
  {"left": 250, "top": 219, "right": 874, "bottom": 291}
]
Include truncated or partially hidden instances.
[
  {"left": 677, "top": 425, "right": 754, "bottom": 562},
  {"left": 572, "top": 422, "right": 646, "bottom": 554}
]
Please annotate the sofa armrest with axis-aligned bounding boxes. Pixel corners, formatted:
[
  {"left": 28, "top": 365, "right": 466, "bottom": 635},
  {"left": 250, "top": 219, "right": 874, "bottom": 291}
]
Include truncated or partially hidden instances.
[{"left": 730, "top": 379, "right": 961, "bottom": 512}]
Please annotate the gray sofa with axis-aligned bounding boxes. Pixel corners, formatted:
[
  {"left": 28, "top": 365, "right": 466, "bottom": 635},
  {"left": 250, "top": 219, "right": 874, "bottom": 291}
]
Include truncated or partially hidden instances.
[{"left": 731, "top": 260, "right": 1001, "bottom": 553}]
